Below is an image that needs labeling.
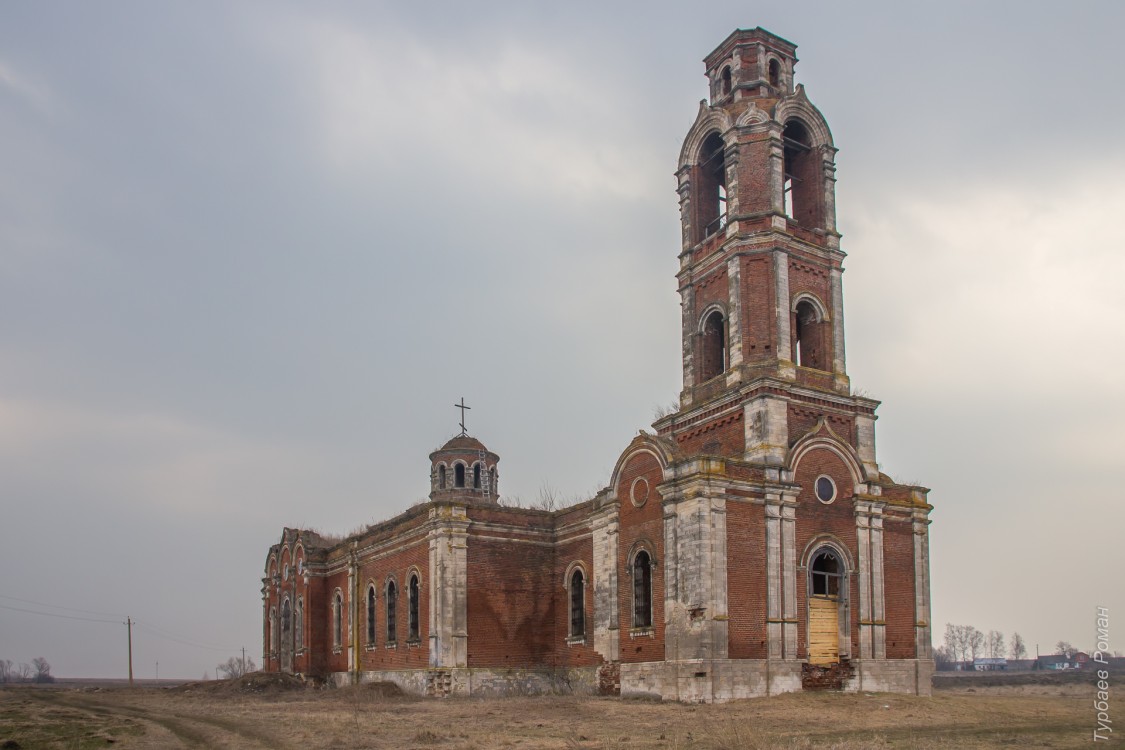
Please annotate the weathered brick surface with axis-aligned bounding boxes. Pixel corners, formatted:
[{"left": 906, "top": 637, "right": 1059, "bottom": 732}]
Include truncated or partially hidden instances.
[{"left": 260, "top": 27, "right": 932, "bottom": 703}]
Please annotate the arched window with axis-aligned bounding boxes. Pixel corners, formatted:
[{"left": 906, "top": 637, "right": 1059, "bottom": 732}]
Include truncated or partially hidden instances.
[
  {"left": 782, "top": 119, "right": 821, "bottom": 227},
  {"left": 570, "top": 569, "right": 585, "bottom": 638},
  {"left": 794, "top": 300, "right": 827, "bottom": 370},
  {"left": 295, "top": 598, "right": 304, "bottom": 650},
  {"left": 632, "top": 550, "right": 653, "bottom": 629},
  {"left": 366, "top": 585, "right": 376, "bottom": 644},
  {"left": 720, "top": 65, "right": 732, "bottom": 96},
  {"left": 281, "top": 598, "right": 291, "bottom": 638},
  {"left": 437, "top": 465, "right": 446, "bottom": 489},
  {"left": 768, "top": 58, "right": 781, "bottom": 88},
  {"left": 386, "top": 580, "right": 397, "bottom": 643},
  {"left": 699, "top": 132, "right": 727, "bottom": 240},
  {"left": 408, "top": 574, "right": 420, "bottom": 641},
  {"left": 473, "top": 463, "right": 481, "bottom": 489},
  {"left": 267, "top": 607, "right": 275, "bottom": 653},
  {"left": 454, "top": 464, "right": 466, "bottom": 488},
  {"left": 700, "top": 309, "right": 726, "bottom": 382},
  {"left": 810, "top": 549, "right": 843, "bottom": 598},
  {"left": 333, "top": 592, "right": 343, "bottom": 648}
]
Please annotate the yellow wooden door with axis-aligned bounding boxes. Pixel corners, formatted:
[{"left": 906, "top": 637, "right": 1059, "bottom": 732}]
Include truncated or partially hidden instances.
[{"left": 808, "top": 597, "right": 839, "bottom": 665}]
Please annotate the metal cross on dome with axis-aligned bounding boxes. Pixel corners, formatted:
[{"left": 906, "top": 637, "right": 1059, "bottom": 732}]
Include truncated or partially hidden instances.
[{"left": 454, "top": 397, "right": 471, "bottom": 437}]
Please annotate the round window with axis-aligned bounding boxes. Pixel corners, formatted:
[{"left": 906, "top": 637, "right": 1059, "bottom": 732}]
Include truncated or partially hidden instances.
[
  {"left": 630, "top": 477, "right": 650, "bottom": 507},
  {"left": 815, "top": 475, "right": 836, "bottom": 504}
]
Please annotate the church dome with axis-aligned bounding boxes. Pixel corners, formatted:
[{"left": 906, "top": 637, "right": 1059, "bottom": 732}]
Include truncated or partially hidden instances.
[{"left": 429, "top": 433, "right": 499, "bottom": 504}]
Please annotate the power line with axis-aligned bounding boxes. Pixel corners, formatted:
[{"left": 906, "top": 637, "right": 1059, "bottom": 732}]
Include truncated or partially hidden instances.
[
  {"left": 0, "top": 602, "right": 121, "bottom": 624},
  {"left": 0, "top": 593, "right": 124, "bottom": 618},
  {"left": 0, "top": 594, "right": 244, "bottom": 654}
]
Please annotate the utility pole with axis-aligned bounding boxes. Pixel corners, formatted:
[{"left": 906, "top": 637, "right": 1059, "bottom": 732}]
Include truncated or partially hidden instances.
[
  {"left": 241, "top": 646, "right": 246, "bottom": 675},
  {"left": 126, "top": 616, "right": 134, "bottom": 686}
]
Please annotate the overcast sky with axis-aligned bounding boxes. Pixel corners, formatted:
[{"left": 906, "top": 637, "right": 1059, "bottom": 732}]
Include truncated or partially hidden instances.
[{"left": 2, "top": 1, "right": 1122, "bottom": 679}]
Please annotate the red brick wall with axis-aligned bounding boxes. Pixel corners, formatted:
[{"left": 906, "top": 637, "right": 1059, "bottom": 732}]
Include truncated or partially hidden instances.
[
  {"left": 466, "top": 536, "right": 555, "bottom": 668},
  {"left": 616, "top": 450, "right": 666, "bottom": 663},
  {"left": 552, "top": 535, "right": 600, "bottom": 668},
  {"left": 726, "top": 499, "right": 768, "bottom": 658},
  {"left": 739, "top": 254, "right": 776, "bottom": 363},
  {"left": 674, "top": 410, "right": 744, "bottom": 457},
  {"left": 792, "top": 446, "right": 859, "bottom": 660},
  {"left": 356, "top": 537, "right": 431, "bottom": 671},
  {"left": 882, "top": 516, "right": 917, "bottom": 659}
]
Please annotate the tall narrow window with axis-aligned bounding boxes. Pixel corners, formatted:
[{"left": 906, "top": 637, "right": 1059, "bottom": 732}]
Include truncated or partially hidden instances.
[
  {"left": 794, "top": 300, "right": 826, "bottom": 370},
  {"left": 700, "top": 310, "right": 726, "bottom": 382},
  {"left": 632, "top": 551, "right": 653, "bottom": 629},
  {"left": 366, "top": 585, "right": 376, "bottom": 644},
  {"left": 386, "top": 580, "right": 397, "bottom": 643},
  {"left": 454, "top": 464, "right": 465, "bottom": 488},
  {"left": 570, "top": 569, "right": 585, "bottom": 638},
  {"left": 473, "top": 463, "right": 481, "bottom": 489},
  {"left": 699, "top": 132, "right": 727, "bottom": 240},
  {"left": 783, "top": 119, "right": 820, "bottom": 227},
  {"left": 296, "top": 598, "right": 304, "bottom": 650},
  {"left": 408, "top": 574, "right": 420, "bottom": 641},
  {"left": 438, "top": 465, "right": 446, "bottom": 489},
  {"left": 333, "top": 592, "right": 343, "bottom": 648},
  {"left": 281, "top": 598, "right": 291, "bottom": 639},
  {"left": 768, "top": 58, "right": 781, "bottom": 88},
  {"left": 720, "top": 65, "right": 732, "bottom": 96},
  {"left": 268, "top": 608, "right": 275, "bottom": 653}
]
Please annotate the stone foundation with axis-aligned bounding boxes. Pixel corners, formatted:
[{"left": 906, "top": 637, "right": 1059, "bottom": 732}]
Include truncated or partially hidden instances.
[{"left": 333, "top": 666, "right": 599, "bottom": 697}]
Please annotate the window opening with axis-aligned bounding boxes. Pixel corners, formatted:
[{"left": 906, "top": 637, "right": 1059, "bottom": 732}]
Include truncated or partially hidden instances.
[
  {"left": 386, "top": 580, "right": 397, "bottom": 642},
  {"left": 366, "top": 585, "right": 376, "bottom": 644},
  {"left": 473, "top": 463, "right": 481, "bottom": 489},
  {"left": 296, "top": 599, "right": 304, "bottom": 649},
  {"left": 782, "top": 119, "right": 818, "bottom": 226},
  {"left": 810, "top": 549, "right": 843, "bottom": 598},
  {"left": 333, "top": 592, "right": 343, "bottom": 647},
  {"left": 454, "top": 464, "right": 465, "bottom": 488},
  {"left": 438, "top": 465, "right": 446, "bottom": 489},
  {"left": 720, "top": 66, "right": 732, "bottom": 96},
  {"left": 268, "top": 608, "right": 275, "bottom": 653},
  {"left": 700, "top": 310, "right": 726, "bottom": 382},
  {"left": 633, "top": 550, "right": 653, "bottom": 629},
  {"left": 408, "top": 574, "right": 420, "bottom": 641},
  {"left": 768, "top": 58, "right": 781, "bottom": 88},
  {"left": 281, "top": 598, "right": 291, "bottom": 637},
  {"left": 794, "top": 300, "right": 825, "bottom": 370},
  {"left": 699, "top": 132, "right": 727, "bottom": 239},
  {"left": 570, "top": 569, "right": 585, "bottom": 637}
]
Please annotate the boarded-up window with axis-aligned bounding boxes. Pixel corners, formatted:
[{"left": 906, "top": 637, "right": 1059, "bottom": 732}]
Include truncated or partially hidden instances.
[{"left": 808, "top": 597, "right": 839, "bottom": 665}]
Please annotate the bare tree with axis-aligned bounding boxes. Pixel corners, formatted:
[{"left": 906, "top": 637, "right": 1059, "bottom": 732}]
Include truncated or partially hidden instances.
[
  {"left": 216, "top": 655, "right": 256, "bottom": 679},
  {"left": 0, "top": 659, "right": 12, "bottom": 684},
  {"left": 933, "top": 645, "right": 954, "bottom": 671},
  {"left": 966, "top": 627, "right": 985, "bottom": 663},
  {"left": 987, "top": 630, "right": 1005, "bottom": 659},
  {"left": 16, "top": 663, "right": 31, "bottom": 682},
  {"left": 31, "top": 657, "right": 52, "bottom": 683},
  {"left": 1055, "top": 640, "right": 1076, "bottom": 659},
  {"left": 1010, "top": 632, "right": 1027, "bottom": 661}
]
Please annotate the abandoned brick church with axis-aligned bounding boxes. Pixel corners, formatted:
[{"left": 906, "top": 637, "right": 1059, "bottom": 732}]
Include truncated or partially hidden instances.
[{"left": 263, "top": 28, "right": 934, "bottom": 701}]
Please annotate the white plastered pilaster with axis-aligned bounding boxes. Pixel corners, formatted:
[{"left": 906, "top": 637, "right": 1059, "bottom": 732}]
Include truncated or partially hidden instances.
[
  {"left": 428, "top": 504, "right": 469, "bottom": 669},
  {"left": 726, "top": 257, "right": 743, "bottom": 371},
  {"left": 592, "top": 510, "right": 620, "bottom": 662}
]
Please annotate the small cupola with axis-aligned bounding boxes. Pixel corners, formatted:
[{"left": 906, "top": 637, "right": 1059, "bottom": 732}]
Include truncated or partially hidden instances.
[
  {"left": 429, "top": 434, "right": 500, "bottom": 504},
  {"left": 704, "top": 27, "right": 798, "bottom": 103}
]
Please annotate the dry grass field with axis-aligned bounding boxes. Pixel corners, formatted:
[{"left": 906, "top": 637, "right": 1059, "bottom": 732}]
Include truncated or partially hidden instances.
[{"left": 0, "top": 672, "right": 1100, "bottom": 749}]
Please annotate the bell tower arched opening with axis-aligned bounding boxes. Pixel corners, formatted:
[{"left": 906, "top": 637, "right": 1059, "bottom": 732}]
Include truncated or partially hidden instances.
[
  {"left": 794, "top": 299, "right": 828, "bottom": 370},
  {"left": 699, "top": 309, "right": 727, "bottom": 382},
  {"left": 783, "top": 119, "right": 822, "bottom": 228},
  {"left": 698, "top": 132, "right": 728, "bottom": 240}
]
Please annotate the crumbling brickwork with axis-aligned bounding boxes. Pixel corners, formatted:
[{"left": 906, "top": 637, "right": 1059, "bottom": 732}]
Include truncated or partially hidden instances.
[{"left": 260, "top": 26, "right": 933, "bottom": 702}]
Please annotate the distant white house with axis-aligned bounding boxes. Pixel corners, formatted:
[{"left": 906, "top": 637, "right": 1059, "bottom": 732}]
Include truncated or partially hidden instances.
[{"left": 974, "top": 657, "right": 1007, "bottom": 671}]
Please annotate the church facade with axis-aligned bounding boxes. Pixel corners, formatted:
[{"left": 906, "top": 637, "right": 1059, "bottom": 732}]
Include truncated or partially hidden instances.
[{"left": 262, "top": 28, "right": 934, "bottom": 702}]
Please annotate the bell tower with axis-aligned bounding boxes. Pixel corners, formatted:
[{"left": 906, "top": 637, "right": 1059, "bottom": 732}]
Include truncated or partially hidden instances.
[{"left": 656, "top": 28, "right": 876, "bottom": 470}]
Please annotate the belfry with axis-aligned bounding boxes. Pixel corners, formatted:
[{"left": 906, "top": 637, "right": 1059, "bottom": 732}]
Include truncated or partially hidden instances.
[{"left": 262, "top": 28, "right": 934, "bottom": 701}]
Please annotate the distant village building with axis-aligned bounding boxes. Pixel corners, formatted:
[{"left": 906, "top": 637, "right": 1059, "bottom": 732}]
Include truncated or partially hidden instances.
[
  {"left": 262, "top": 27, "right": 934, "bottom": 702},
  {"left": 973, "top": 658, "right": 1007, "bottom": 671}
]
